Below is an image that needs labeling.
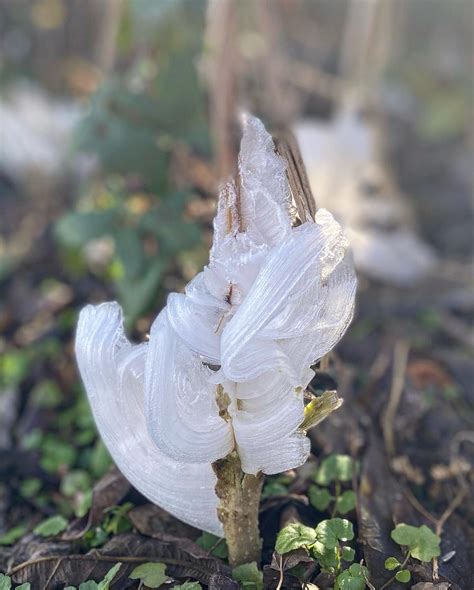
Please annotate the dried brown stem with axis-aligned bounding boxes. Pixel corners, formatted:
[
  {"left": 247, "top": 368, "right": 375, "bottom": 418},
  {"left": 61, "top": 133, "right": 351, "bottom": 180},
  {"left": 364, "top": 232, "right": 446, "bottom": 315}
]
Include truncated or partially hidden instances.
[
  {"left": 205, "top": 0, "right": 240, "bottom": 182},
  {"left": 274, "top": 130, "right": 317, "bottom": 223},
  {"left": 213, "top": 451, "right": 264, "bottom": 567},
  {"left": 382, "top": 340, "right": 410, "bottom": 457}
]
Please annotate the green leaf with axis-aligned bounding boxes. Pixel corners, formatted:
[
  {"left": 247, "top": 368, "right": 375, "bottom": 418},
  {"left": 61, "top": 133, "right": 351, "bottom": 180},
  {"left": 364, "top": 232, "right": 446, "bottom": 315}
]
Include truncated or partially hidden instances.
[
  {"left": 275, "top": 523, "right": 317, "bottom": 554},
  {"left": 19, "top": 477, "right": 42, "bottom": 499},
  {"left": 103, "top": 503, "right": 133, "bottom": 535},
  {"left": 232, "top": 562, "right": 263, "bottom": 590},
  {"left": 261, "top": 481, "right": 288, "bottom": 499},
  {"left": 309, "top": 485, "right": 333, "bottom": 511},
  {"left": 31, "top": 380, "right": 62, "bottom": 408},
  {"left": 300, "top": 390, "right": 342, "bottom": 431},
  {"left": 114, "top": 228, "right": 145, "bottom": 280},
  {"left": 395, "top": 569, "right": 411, "bottom": 583},
  {"left": 76, "top": 488, "right": 93, "bottom": 518},
  {"left": 98, "top": 562, "right": 122, "bottom": 590},
  {"left": 79, "top": 582, "right": 98, "bottom": 590},
  {"left": 335, "top": 564, "right": 369, "bottom": 590},
  {"left": 16, "top": 584, "right": 31, "bottom": 590},
  {"left": 153, "top": 218, "right": 200, "bottom": 255},
  {"left": 61, "top": 470, "right": 92, "bottom": 497},
  {"left": 129, "top": 562, "right": 170, "bottom": 588},
  {"left": 116, "top": 258, "right": 167, "bottom": 323},
  {"left": 315, "top": 518, "right": 354, "bottom": 549},
  {"left": 76, "top": 81, "right": 170, "bottom": 189},
  {"left": 342, "top": 546, "right": 355, "bottom": 562},
  {"left": 21, "top": 429, "right": 42, "bottom": 451},
  {"left": 335, "top": 571, "right": 365, "bottom": 590},
  {"left": 314, "top": 455, "right": 354, "bottom": 485},
  {"left": 391, "top": 524, "right": 441, "bottom": 562},
  {"left": 348, "top": 564, "right": 368, "bottom": 577},
  {"left": 195, "top": 531, "right": 228, "bottom": 559},
  {"left": 336, "top": 490, "right": 356, "bottom": 514},
  {"left": 0, "top": 349, "right": 30, "bottom": 388},
  {"left": 174, "top": 584, "right": 202, "bottom": 590},
  {"left": 40, "top": 437, "right": 77, "bottom": 473},
  {"left": 0, "top": 574, "right": 12, "bottom": 590},
  {"left": 0, "top": 523, "right": 27, "bottom": 545},
  {"left": 55, "top": 211, "right": 116, "bottom": 249},
  {"left": 312, "top": 542, "right": 339, "bottom": 571},
  {"left": 384, "top": 556, "right": 400, "bottom": 571},
  {"left": 89, "top": 439, "right": 112, "bottom": 478},
  {"left": 34, "top": 515, "right": 68, "bottom": 537}
]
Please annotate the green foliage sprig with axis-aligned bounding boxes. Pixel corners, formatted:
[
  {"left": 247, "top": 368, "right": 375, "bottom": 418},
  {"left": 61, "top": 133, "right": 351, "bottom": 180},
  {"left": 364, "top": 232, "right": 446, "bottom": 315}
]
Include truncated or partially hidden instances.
[
  {"left": 275, "top": 518, "right": 368, "bottom": 589},
  {"left": 309, "top": 455, "right": 357, "bottom": 517},
  {"left": 381, "top": 524, "right": 441, "bottom": 587}
]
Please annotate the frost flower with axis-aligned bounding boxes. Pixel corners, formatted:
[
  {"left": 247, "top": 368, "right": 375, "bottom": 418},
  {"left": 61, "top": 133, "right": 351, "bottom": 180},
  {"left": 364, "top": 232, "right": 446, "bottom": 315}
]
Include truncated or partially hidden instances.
[{"left": 76, "top": 115, "right": 357, "bottom": 536}]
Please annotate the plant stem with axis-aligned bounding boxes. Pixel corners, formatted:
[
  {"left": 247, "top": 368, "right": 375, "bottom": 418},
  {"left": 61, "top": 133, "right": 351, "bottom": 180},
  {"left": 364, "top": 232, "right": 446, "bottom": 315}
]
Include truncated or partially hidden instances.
[
  {"left": 331, "top": 481, "right": 341, "bottom": 518},
  {"left": 212, "top": 451, "right": 264, "bottom": 567}
]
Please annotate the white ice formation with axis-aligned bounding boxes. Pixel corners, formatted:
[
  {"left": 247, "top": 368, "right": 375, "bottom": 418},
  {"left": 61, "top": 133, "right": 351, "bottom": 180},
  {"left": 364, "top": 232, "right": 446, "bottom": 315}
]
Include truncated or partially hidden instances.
[
  {"left": 294, "top": 108, "right": 436, "bottom": 286},
  {"left": 76, "top": 115, "right": 356, "bottom": 535},
  {"left": 0, "top": 83, "right": 81, "bottom": 178}
]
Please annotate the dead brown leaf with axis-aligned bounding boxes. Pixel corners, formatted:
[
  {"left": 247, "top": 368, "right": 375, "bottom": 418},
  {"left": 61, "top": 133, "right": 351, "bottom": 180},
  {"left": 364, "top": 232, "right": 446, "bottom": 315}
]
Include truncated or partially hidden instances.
[{"left": 62, "top": 466, "right": 130, "bottom": 540}]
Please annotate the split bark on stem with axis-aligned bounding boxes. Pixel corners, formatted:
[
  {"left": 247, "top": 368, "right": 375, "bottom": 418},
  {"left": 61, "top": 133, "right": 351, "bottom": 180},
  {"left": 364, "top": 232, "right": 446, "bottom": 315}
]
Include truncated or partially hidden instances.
[{"left": 213, "top": 452, "right": 264, "bottom": 567}]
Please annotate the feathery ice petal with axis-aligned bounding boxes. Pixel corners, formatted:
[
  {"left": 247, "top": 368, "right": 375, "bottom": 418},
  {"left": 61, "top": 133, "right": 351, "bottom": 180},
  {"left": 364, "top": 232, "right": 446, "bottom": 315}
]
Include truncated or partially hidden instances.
[
  {"left": 229, "top": 372, "right": 310, "bottom": 475},
  {"left": 238, "top": 114, "right": 292, "bottom": 246},
  {"left": 221, "top": 212, "right": 356, "bottom": 384},
  {"left": 166, "top": 291, "right": 223, "bottom": 364},
  {"left": 145, "top": 310, "right": 233, "bottom": 464},
  {"left": 75, "top": 303, "right": 223, "bottom": 535},
  {"left": 210, "top": 114, "right": 292, "bottom": 262}
]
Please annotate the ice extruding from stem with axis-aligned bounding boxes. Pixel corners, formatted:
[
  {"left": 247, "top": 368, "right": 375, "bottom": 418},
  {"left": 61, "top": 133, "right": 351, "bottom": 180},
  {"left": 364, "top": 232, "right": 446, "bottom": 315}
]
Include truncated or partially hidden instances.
[
  {"left": 76, "top": 303, "right": 223, "bottom": 535},
  {"left": 76, "top": 114, "right": 357, "bottom": 535}
]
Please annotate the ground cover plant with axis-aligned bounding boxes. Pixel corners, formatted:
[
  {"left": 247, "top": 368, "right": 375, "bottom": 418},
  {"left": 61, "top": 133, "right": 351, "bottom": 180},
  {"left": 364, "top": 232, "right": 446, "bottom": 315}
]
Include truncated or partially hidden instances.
[{"left": 0, "top": 1, "right": 472, "bottom": 589}]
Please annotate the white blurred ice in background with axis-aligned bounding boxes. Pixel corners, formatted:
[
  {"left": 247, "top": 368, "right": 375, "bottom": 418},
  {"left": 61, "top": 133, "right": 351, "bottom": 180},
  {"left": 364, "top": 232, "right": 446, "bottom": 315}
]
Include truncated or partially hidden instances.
[{"left": 295, "top": 105, "right": 437, "bottom": 287}]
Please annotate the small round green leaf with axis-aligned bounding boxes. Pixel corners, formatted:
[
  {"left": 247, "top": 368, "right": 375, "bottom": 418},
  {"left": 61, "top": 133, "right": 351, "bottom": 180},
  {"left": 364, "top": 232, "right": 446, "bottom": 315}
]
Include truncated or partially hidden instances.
[
  {"left": 316, "top": 518, "right": 354, "bottom": 549},
  {"left": 195, "top": 532, "right": 228, "bottom": 558},
  {"left": 342, "top": 546, "right": 356, "bottom": 562},
  {"left": 391, "top": 524, "right": 441, "bottom": 562},
  {"left": 335, "top": 490, "right": 357, "bottom": 514},
  {"left": 0, "top": 574, "right": 12, "bottom": 590},
  {"left": 312, "top": 541, "right": 339, "bottom": 571},
  {"left": 275, "top": 523, "right": 317, "bottom": 554},
  {"left": 395, "top": 569, "right": 411, "bottom": 583},
  {"left": 335, "top": 565, "right": 367, "bottom": 590},
  {"left": 309, "top": 485, "right": 333, "bottom": 511},
  {"left": 129, "top": 562, "right": 169, "bottom": 588},
  {"left": 173, "top": 583, "right": 202, "bottom": 590},
  {"left": 232, "top": 562, "right": 263, "bottom": 590},
  {"left": 314, "top": 455, "right": 354, "bottom": 485},
  {"left": 384, "top": 556, "right": 400, "bottom": 570},
  {"left": 348, "top": 563, "right": 368, "bottom": 577}
]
